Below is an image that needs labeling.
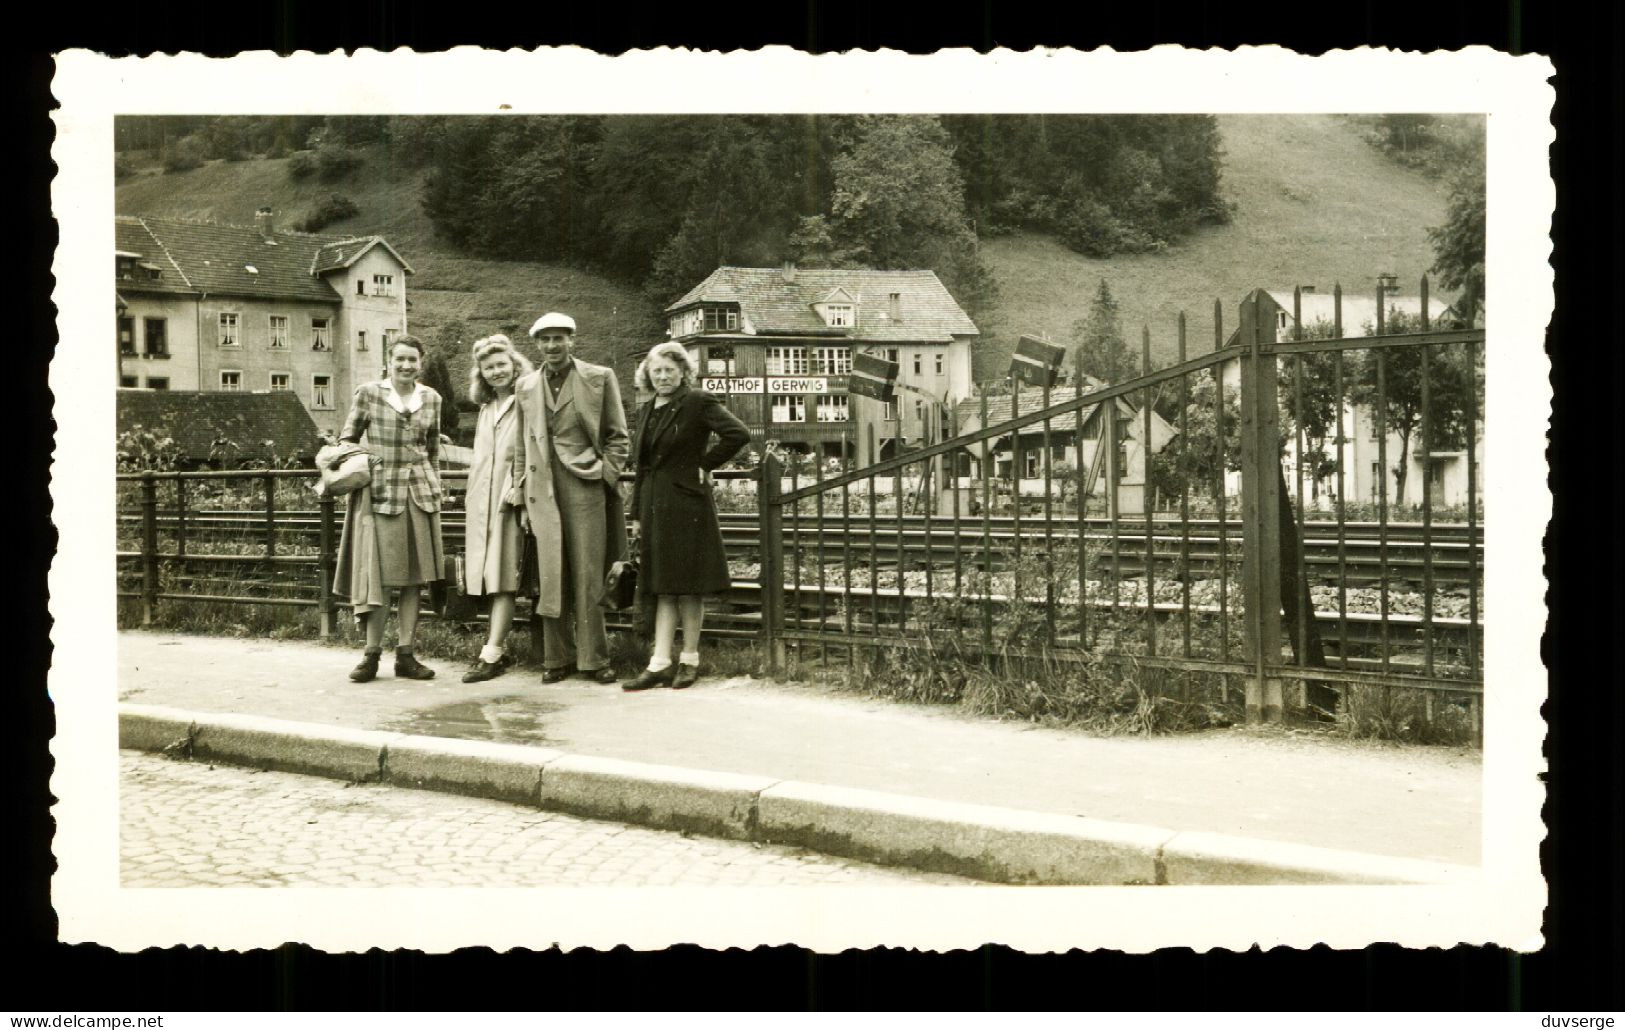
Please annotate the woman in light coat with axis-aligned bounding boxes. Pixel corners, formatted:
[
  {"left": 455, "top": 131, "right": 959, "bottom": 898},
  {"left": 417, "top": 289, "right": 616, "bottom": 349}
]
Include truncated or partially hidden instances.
[
  {"left": 460, "top": 334, "right": 534, "bottom": 682},
  {"left": 333, "top": 335, "right": 446, "bottom": 683},
  {"left": 622, "top": 341, "right": 752, "bottom": 691}
]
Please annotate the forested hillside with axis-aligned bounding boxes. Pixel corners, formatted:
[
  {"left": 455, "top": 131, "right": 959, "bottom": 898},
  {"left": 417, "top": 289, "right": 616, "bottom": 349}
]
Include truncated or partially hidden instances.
[{"left": 115, "top": 113, "right": 1477, "bottom": 393}]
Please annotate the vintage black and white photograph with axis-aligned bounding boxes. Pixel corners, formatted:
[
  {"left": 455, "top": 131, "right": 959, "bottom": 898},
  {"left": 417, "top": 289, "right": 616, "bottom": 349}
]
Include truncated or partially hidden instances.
[{"left": 50, "top": 47, "right": 1552, "bottom": 952}]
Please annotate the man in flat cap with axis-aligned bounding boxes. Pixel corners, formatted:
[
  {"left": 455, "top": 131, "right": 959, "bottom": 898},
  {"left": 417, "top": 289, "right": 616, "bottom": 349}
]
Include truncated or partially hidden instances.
[{"left": 510, "top": 312, "right": 630, "bottom": 684}]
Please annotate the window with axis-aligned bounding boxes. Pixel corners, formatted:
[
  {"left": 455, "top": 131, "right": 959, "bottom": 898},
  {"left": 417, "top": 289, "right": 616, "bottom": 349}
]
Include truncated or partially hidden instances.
[
  {"left": 825, "top": 304, "right": 854, "bottom": 327},
  {"left": 816, "top": 396, "right": 849, "bottom": 423},
  {"left": 355, "top": 329, "right": 366, "bottom": 352},
  {"left": 1024, "top": 452, "right": 1041, "bottom": 480},
  {"left": 766, "top": 347, "right": 808, "bottom": 375},
  {"left": 312, "top": 375, "right": 333, "bottom": 409},
  {"left": 146, "top": 377, "right": 168, "bottom": 390},
  {"left": 771, "top": 396, "right": 806, "bottom": 423},
  {"left": 934, "top": 353, "right": 944, "bottom": 375},
  {"left": 312, "top": 317, "right": 330, "bottom": 351},
  {"left": 117, "top": 256, "right": 135, "bottom": 280},
  {"left": 815, "top": 347, "right": 851, "bottom": 376},
  {"left": 915, "top": 399, "right": 925, "bottom": 420},
  {"left": 912, "top": 353, "right": 922, "bottom": 375},
  {"left": 118, "top": 316, "right": 135, "bottom": 356},
  {"left": 372, "top": 274, "right": 394, "bottom": 297},
  {"left": 218, "top": 312, "right": 239, "bottom": 347},
  {"left": 220, "top": 370, "right": 242, "bottom": 391},
  {"left": 701, "top": 307, "right": 738, "bottom": 333},
  {"left": 706, "top": 352, "right": 735, "bottom": 377},
  {"left": 383, "top": 329, "right": 396, "bottom": 352},
  {"left": 269, "top": 372, "right": 291, "bottom": 391},
  {"left": 119, "top": 376, "right": 138, "bottom": 388},
  {"left": 357, "top": 279, "right": 366, "bottom": 296},
  {"left": 882, "top": 398, "right": 898, "bottom": 420},
  {"left": 269, "top": 315, "right": 289, "bottom": 349},
  {"left": 144, "top": 318, "right": 168, "bottom": 357}
]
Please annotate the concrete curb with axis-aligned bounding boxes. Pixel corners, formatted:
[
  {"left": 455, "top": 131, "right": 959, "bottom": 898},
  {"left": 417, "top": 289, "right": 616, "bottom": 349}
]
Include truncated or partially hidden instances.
[{"left": 119, "top": 703, "right": 1477, "bottom": 886}]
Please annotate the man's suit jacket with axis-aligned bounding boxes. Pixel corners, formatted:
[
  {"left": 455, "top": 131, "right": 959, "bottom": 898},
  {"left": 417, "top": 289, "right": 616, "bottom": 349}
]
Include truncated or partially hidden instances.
[{"left": 512, "top": 358, "right": 630, "bottom": 617}]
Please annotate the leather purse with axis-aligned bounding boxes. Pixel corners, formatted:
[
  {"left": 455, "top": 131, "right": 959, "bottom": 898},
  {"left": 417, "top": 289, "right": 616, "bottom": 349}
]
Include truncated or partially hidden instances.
[{"left": 600, "top": 558, "right": 639, "bottom": 611}]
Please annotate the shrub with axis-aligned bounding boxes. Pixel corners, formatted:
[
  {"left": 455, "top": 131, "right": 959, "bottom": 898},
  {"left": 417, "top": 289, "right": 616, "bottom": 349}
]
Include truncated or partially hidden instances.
[
  {"left": 162, "top": 135, "right": 207, "bottom": 173},
  {"left": 295, "top": 193, "right": 360, "bottom": 233},
  {"left": 315, "top": 144, "right": 363, "bottom": 182},
  {"left": 286, "top": 151, "right": 316, "bottom": 180},
  {"left": 114, "top": 152, "right": 138, "bottom": 181}
]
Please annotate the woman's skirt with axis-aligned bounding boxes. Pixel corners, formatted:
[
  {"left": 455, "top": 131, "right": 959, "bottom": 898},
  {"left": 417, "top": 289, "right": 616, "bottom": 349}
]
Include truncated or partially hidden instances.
[{"left": 374, "top": 503, "right": 445, "bottom": 588}]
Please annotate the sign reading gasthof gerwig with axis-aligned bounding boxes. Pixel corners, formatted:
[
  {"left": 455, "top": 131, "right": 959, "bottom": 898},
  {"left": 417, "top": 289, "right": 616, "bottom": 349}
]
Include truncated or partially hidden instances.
[{"left": 702, "top": 377, "right": 829, "bottom": 394}]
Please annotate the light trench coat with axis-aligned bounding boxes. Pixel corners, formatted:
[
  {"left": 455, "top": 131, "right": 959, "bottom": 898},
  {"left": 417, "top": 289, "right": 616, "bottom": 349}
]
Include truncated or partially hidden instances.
[
  {"left": 462, "top": 394, "right": 522, "bottom": 596},
  {"left": 511, "top": 358, "right": 631, "bottom": 619}
]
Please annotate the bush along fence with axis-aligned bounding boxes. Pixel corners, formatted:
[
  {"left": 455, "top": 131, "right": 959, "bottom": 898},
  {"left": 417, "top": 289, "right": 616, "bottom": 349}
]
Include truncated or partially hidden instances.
[{"left": 116, "top": 282, "right": 1483, "bottom": 742}]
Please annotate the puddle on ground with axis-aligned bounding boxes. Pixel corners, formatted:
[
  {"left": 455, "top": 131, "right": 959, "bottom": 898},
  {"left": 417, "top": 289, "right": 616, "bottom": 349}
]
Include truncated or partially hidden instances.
[{"left": 389, "top": 695, "right": 563, "bottom": 746}]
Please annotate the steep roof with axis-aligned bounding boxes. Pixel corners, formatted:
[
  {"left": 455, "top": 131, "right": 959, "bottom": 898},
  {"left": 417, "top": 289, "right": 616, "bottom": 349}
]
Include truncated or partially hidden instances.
[
  {"left": 956, "top": 384, "right": 1136, "bottom": 436},
  {"left": 668, "top": 267, "right": 979, "bottom": 343},
  {"left": 312, "top": 237, "right": 415, "bottom": 276},
  {"left": 1263, "top": 289, "right": 1453, "bottom": 334},
  {"left": 117, "top": 389, "right": 322, "bottom": 466},
  {"left": 114, "top": 216, "right": 411, "bottom": 304}
]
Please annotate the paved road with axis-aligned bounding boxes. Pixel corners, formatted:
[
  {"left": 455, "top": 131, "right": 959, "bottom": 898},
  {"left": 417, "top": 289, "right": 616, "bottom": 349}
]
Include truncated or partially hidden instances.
[{"left": 119, "top": 751, "right": 977, "bottom": 888}]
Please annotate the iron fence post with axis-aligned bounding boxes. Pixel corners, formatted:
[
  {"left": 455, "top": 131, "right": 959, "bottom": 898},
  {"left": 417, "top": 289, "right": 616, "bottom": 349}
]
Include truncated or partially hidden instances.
[
  {"left": 140, "top": 471, "right": 158, "bottom": 626},
  {"left": 1238, "top": 291, "right": 1284, "bottom": 723},
  {"left": 318, "top": 494, "right": 336, "bottom": 639},
  {"left": 759, "top": 453, "right": 786, "bottom": 675}
]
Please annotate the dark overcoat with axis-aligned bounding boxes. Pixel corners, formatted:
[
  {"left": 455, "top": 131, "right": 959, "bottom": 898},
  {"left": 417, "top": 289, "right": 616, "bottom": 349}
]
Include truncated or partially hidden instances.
[{"left": 630, "top": 385, "right": 752, "bottom": 596}]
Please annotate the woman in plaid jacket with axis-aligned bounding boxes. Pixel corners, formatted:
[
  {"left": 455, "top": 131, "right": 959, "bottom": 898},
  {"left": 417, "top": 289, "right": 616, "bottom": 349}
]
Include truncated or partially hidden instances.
[{"left": 333, "top": 335, "right": 447, "bottom": 682}]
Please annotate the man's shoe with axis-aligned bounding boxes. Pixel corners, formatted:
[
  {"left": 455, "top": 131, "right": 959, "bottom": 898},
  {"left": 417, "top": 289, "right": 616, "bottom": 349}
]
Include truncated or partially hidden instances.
[
  {"left": 349, "top": 650, "right": 381, "bottom": 683},
  {"left": 585, "top": 666, "right": 619, "bottom": 685},
  {"left": 621, "top": 666, "right": 675, "bottom": 692},
  {"left": 394, "top": 653, "right": 437, "bottom": 680},
  {"left": 541, "top": 666, "right": 572, "bottom": 684},
  {"left": 672, "top": 663, "right": 700, "bottom": 690},
  {"left": 462, "top": 657, "right": 507, "bottom": 684}
]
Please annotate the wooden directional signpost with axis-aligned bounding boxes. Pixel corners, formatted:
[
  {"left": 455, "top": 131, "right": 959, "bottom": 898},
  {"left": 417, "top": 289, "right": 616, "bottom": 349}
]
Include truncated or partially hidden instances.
[
  {"left": 849, "top": 350, "right": 899, "bottom": 402},
  {"left": 1009, "top": 334, "right": 1068, "bottom": 388}
]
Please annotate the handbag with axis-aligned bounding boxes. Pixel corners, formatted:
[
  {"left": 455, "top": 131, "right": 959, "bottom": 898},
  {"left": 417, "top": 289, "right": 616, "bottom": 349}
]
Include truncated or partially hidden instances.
[
  {"left": 314, "top": 442, "right": 372, "bottom": 498},
  {"left": 600, "top": 558, "right": 639, "bottom": 611}
]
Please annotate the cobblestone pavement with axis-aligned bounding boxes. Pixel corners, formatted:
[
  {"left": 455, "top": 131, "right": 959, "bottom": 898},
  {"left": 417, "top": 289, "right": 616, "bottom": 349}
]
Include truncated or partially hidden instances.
[{"left": 120, "top": 751, "right": 978, "bottom": 888}]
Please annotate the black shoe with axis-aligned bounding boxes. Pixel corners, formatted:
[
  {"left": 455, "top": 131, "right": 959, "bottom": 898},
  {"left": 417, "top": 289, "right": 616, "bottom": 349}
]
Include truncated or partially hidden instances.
[
  {"left": 585, "top": 666, "right": 619, "bottom": 685},
  {"left": 394, "top": 652, "right": 436, "bottom": 680},
  {"left": 349, "top": 650, "right": 381, "bottom": 683},
  {"left": 462, "top": 656, "right": 509, "bottom": 684},
  {"left": 672, "top": 663, "right": 700, "bottom": 690},
  {"left": 621, "top": 666, "right": 675, "bottom": 692},
  {"left": 542, "top": 666, "right": 572, "bottom": 684}
]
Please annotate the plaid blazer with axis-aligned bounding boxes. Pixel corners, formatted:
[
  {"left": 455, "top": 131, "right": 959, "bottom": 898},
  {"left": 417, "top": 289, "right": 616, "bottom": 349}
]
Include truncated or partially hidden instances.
[{"left": 339, "top": 381, "right": 444, "bottom": 515}]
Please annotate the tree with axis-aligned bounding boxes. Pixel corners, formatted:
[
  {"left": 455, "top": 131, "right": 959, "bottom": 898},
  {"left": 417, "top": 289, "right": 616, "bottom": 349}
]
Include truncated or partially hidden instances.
[
  {"left": 1147, "top": 370, "right": 1240, "bottom": 506},
  {"left": 1070, "top": 280, "right": 1134, "bottom": 383},
  {"left": 1278, "top": 317, "right": 1348, "bottom": 502},
  {"left": 1427, "top": 161, "right": 1486, "bottom": 323},
  {"left": 1351, "top": 308, "right": 1476, "bottom": 506}
]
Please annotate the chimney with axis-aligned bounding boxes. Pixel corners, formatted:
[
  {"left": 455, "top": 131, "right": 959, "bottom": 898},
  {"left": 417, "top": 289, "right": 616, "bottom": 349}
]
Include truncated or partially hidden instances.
[
  {"left": 255, "top": 207, "right": 275, "bottom": 241},
  {"left": 888, "top": 291, "right": 901, "bottom": 322},
  {"left": 781, "top": 259, "right": 796, "bottom": 285}
]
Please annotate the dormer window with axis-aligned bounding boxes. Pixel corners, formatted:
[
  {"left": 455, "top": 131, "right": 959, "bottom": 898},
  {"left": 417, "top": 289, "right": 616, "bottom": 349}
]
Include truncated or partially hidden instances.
[
  {"left": 116, "top": 256, "right": 135, "bottom": 280},
  {"left": 825, "top": 304, "right": 854, "bottom": 328}
]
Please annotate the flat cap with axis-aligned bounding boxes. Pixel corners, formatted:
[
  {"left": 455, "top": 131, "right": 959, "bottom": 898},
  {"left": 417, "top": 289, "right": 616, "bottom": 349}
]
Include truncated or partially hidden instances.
[{"left": 529, "top": 312, "right": 577, "bottom": 336}]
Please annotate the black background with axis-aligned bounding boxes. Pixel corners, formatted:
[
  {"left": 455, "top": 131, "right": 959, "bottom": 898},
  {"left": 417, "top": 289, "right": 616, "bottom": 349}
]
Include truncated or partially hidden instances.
[{"left": 11, "top": 1, "right": 1622, "bottom": 1012}]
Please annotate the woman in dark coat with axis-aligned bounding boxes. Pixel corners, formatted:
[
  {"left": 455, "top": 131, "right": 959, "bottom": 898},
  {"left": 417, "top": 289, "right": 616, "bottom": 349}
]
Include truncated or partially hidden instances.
[{"left": 622, "top": 341, "right": 752, "bottom": 691}]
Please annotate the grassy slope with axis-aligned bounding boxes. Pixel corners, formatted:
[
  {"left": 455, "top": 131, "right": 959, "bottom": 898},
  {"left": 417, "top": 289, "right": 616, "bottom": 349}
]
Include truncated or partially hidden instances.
[
  {"left": 117, "top": 115, "right": 1451, "bottom": 394},
  {"left": 971, "top": 114, "right": 1453, "bottom": 380},
  {"left": 114, "top": 151, "right": 662, "bottom": 399}
]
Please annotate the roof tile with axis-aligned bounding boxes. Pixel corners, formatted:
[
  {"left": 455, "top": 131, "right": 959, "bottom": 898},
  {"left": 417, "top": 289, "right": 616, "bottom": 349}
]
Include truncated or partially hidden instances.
[{"left": 668, "top": 267, "right": 979, "bottom": 343}]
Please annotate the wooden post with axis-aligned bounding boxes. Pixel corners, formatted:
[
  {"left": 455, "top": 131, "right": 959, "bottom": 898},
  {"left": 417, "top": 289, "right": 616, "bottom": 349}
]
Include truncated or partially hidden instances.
[
  {"left": 759, "top": 453, "right": 786, "bottom": 676},
  {"left": 1238, "top": 292, "right": 1284, "bottom": 723},
  {"left": 140, "top": 471, "right": 158, "bottom": 626},
  {"left": 264, "top": 472, "right": 277, "bottom": 558},
  {"left": 318, "top": 494, "right": 336, "bottom": 639}
]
